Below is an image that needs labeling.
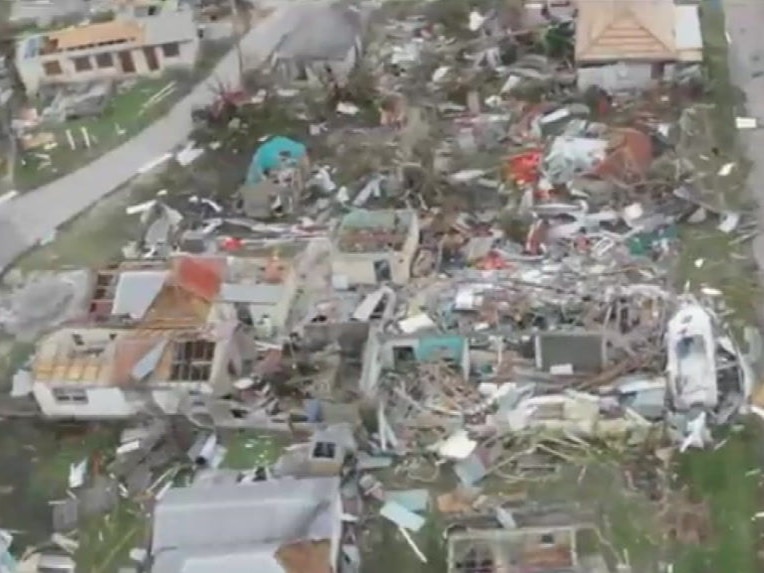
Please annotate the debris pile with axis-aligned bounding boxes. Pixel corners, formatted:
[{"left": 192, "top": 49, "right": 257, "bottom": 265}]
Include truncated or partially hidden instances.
[{"left": 1, "top": 0, "right": 761, "bottom": 571}]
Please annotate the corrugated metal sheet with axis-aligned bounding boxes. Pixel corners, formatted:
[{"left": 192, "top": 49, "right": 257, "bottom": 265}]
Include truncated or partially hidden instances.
[
  {"left": 152, "top": 543, "right": 285, "bottom": 573},
  {"left": 674, "top": 5, "right": 703, "bottom": 62},
  {"left": 220, "top": 283, "right": 283, "bottom": 305},
  {"left": 130, "top": 339, "right": 168, "bottom": 382},
  {"left": 152, "top": 477, "right": 340, "bottom": 553},
  {"left": 142, "top": 9, "right": 197, "bottom": 46},
  {"left": 111, "top": 270, "right": 167, "bottom": 319}
]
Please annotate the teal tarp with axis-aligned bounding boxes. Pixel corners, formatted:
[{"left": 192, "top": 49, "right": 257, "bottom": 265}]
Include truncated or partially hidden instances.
[
  {"left": 246, "top": 136, "right": 307, "bottom": 185},
  {"left": 415, "top": 335, "right": 464, "bottom": 362}
]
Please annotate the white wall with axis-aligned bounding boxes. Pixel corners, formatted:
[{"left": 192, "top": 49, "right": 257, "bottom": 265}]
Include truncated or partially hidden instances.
[
  {"left": 33, "top": 384, "right": 136, "bottom": 418},
  {"left": 576, "top": 62, "right": 654, "bottom": 93},
  {"left": 18, "top": 36, "right": 200, "bottom": 94},
  {"left": 331, "top": 213, "right": 419, "bottom": 286}
]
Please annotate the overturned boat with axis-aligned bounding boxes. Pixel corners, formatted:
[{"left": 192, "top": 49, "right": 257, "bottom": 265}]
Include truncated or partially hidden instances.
[{"left": 666, "top": 296, "right": 752, "bottom": 424}]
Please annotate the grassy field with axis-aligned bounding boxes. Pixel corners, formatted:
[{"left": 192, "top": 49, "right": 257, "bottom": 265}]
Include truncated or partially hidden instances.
[
  {"left": 15, "top": 77, "right": 183, "bottom": 190},
  {"left": 670, "top": 3, "right": 764, "bottom": 573}
]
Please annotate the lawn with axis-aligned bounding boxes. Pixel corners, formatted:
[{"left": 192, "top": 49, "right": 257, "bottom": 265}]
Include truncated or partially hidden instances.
[
  {"left": 670, "top": 2, "right": 764, "bottom": 573},
  {"left": 15, "top": 77, "right": 182, "bottom": 190},
  {"left": 674, "top": 424, "right": 764, "bottom": 573},
  {"left": 221, "top": 430, "right": 289, "bottom": 470}
]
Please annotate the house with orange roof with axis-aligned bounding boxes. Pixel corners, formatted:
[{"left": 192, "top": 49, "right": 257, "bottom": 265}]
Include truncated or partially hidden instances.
[
  {"left": 84, "top": 252, "right": 298, "bottom": 334},
  {"left": 574, "top": 0, "right": 703, "bottom": 92},
  {"left": 28, "top": 252, "right": 299, "bottom": 419},
  {"left": 30, "top": 324, "right": 246, "bottom": 419},
  {"left": 15, "top": 7, "right": 199, "bottom": 94}
]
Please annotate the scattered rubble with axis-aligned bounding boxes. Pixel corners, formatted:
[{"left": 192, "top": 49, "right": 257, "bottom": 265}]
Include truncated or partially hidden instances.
[{"left": 0, "top": 0, "right": 761, "bottom": 571}]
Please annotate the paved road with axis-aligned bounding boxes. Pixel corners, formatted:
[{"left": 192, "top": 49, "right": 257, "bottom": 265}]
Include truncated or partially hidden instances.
[
  {"left": 0, "top": 5, "right": 299, "bottom": 271},
  {"left": 723, "top": 0, "right": 764, "bottom": 271}
]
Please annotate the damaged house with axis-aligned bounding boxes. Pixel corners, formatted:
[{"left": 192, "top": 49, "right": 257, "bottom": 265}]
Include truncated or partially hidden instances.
[
  {"left": 270, "top": 1, "right": 365, "bottom": 87},
  {"left": 87, "top": 253, "right": 298, "bottom": 335},
  {"left": 29, "top": 253, "right": 300, "bottom": 419},
  {"left": 15, "top": 8, "right": 200, "bottom": 95},
  {"left": 574, "top": 0, "right": 703, "bottom": 92},
  {"left": 30, "top": 325, "right": 247, "bottom": 419},
  {"left": 331, "top": 209, "right": 420, "bottom": 286},
  {"left": 448, "top": 525, "right": 591, "bottom": 573},
  {"left": 150, "top": 476, "right": 348, "bottom": 573}
]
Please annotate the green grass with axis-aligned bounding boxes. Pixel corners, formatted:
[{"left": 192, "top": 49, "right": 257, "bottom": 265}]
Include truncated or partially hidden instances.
[
  {"left": 221, "top": 430, "right": 288, "bottom": 470},
  {"left": 16, "top": 78, "right": 180, "bottom": 189},
  {"left": 670, "top": 3, "right": 764, "bottom": 573},
  {"left": 15, "top": 184, "right": 143, "bottom": 271},
  {"left": 28, "top": 426, "right": 118, "bottom": 499},
  {"left": 674, "top": 4, "right": 756, "bottom": 319},
  {"left": 674, "top": 424, "right": 764, "bottom": 573},
  {"left": 76, "top": 499, "right": 147, "bottom": 573}
]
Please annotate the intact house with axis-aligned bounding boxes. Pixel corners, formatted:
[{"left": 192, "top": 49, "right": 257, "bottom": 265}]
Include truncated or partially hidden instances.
[
  {"left": 150, "top": 476, "right": 353, "bottom": 573},
  {"left": 270, "top": 1, "right": 364, "bottom": 87},
  {"left": 15, "top": 9, "right": 200, "bottom": 95},
  {"left": 331, "top": 209, "right": 419, "bottom": 287},
  {"left": 574, "top": 0, "right": 703, "bottom": 92}
]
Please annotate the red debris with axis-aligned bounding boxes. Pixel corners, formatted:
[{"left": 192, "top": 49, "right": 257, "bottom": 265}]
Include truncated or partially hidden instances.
[
  {"left": 221, "top": 236, "right": 244, "bottom": 251},
  {"left": 172, "top": 256, "right": 225, "bottom": 301},
  {"left": 506, "top": 150, "right": 543, "bottom": 186},
  {"left": 477, "top": 251, "right": 510, "bottom": 270}
]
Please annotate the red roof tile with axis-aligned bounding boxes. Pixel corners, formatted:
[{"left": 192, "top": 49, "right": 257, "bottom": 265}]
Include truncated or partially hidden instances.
[{"left": 172, "top": 256, "right": 226, "bottom": 301}]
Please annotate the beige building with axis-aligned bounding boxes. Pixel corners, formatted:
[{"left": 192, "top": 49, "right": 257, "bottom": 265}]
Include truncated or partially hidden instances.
[
  {"left": 331, "top": 209, "right": 420, "bottom": 286},
  {"left": 29, "top": 252, "right": 300, "bottom": 419},
  {"left": 31, "top": 326, "right": 244, "bottom": 419},
  {"left": 15, "top": 9, "right": 200, "bottom": 95},
  {"left": 574, "top": 0, "right": 703, "bottom": 92}
]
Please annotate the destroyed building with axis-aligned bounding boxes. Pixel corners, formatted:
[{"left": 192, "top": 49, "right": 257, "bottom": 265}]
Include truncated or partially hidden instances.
[
  {"left": 150, "top": 477, "right": 347, "bottom": 573},
  {"left": 448, "top": 526, "right": 589, "bottom": 573},
  {"left": 27, "top": 252, "right": 301, "bottom": 419},
  {"left": 270, "top": 1, "right": 365, "bottom": 87},
  {"left": 30, "top": 325, "right": 248, "bottom": 419},
  {"left": 15, "top": 8, "right": 200, "bottom": 94},
  {"left": 574, "top": 0, "right": 702, "bottom": 92},
  {"left": 331, "top": 209, "right": 419, "bottom": 286},
  {"left": 86, "top": 254, "right": 297, "bottom": 335},
  {"left": 211, "top": 252, "right": 299, "bottom": 335}
]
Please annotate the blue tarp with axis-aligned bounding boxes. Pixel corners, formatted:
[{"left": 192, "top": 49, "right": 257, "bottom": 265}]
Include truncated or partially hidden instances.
[{"left": 246, "top": 136, "right": 307, "bottom": 185}]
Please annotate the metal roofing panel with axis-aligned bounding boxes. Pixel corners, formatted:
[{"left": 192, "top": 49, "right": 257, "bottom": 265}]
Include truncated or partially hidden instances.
[
  {"left": 152, "top": 477, "right": 340, "bottom": 553},
  {"left": 111, "top": 270, "right": 167, "bottom": 319},
  {"left": 141, "top": 9, "right": 197, "bottom": 46},
  {"left": 131, "top": 339, "right": 168, "bottom": 382},
  {"left": 152, "top": 543, "right": 284, "bottom": 573},
  {"left": 674, "top": 6, "right": 702, "bottom": 51},
  {"left": 220, "top": 283, "right": 283, "bottom": 305}
]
